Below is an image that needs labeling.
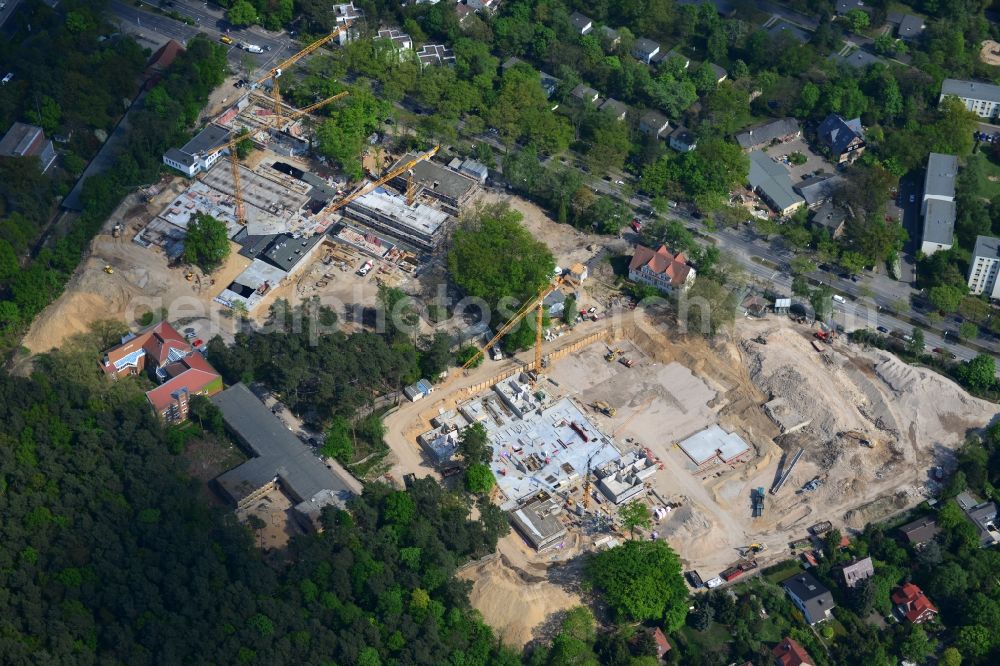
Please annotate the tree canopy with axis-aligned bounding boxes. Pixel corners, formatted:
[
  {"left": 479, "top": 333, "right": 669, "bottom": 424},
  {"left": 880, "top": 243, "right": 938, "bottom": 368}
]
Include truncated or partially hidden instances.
[{"left": 183, "top": 213, "right": 231, "bottom": 272}]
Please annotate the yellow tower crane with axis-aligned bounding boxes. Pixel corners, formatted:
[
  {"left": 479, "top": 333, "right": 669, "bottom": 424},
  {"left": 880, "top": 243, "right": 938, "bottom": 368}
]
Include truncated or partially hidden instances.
[
  {"left": 461, "top": 278, "right": 566, "bottom": 372},
  {"left": 253, "top": 22, "right": 352, "bottom": 129},
  {"left": 320, "top": 146, "right": 439, "bottom": 217}
]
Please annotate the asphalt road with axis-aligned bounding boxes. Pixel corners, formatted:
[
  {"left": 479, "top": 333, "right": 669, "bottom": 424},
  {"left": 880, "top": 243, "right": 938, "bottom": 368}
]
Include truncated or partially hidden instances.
[{"left": 108, "top": 0, "right": 297, "bottom": 74}]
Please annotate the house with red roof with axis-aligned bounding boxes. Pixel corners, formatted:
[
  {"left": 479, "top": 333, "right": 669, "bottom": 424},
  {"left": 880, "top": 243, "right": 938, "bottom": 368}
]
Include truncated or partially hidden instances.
[
  {"left": 649, "top": 627, "right": 671, "bottom": 659},
  {"left": 772, "top": 636, "right": 813, "bottom": 666},
  {"left": 628, "top": 244, "right": 695, "bottom": 294},
  {"left": 892, "top": 582, "right": 939, "bottom": 624},
  {"left": 100, "top": 321, "right": 222, "bottom": 423}
]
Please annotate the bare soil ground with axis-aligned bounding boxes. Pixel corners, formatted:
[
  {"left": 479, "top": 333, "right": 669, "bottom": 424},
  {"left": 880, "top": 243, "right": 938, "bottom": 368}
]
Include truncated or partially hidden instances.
[
  {"left": 981, "top": 40, "right": 1000, "bottom": 66},
  {"left": 23, "top": 184, "right": 248, "bottom": 354},
  {"left": 236, "top": 487, "right": 305, "bottom": 550},
  {"left": 459, "top": 533, "right": 586, "bottom": 649}
]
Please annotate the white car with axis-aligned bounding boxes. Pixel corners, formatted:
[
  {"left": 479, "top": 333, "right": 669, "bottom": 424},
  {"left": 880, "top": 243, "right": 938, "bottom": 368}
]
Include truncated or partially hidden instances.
[{"left": 1, "top": 73, "right": 12, "bottom": 85}]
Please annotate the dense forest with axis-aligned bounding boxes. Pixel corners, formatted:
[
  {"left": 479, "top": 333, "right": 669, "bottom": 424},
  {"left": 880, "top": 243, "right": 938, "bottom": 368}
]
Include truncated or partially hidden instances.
[
  {"left": 0, "top": 332, "right": 516, "bottom": 664},
  {"left": 0, "top": 3, "right": 227, "bottom": 356}
]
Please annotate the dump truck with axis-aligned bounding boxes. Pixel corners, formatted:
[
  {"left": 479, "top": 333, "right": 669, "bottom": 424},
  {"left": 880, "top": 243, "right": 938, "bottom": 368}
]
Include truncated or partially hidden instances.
[
  {"left": 809, "top": 520, "right": 833, "bottom": 536},
  {"left": 591, "top": 401, "right": 617, "bottom": 417},
  {"left": 618, "top": 357, "right": 634, "bottom": 368}
]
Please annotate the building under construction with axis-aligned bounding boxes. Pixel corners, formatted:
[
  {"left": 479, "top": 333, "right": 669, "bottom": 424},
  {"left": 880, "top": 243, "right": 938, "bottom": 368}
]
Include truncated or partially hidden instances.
[
  {"left": 388, "top": 152, "right": 480, "bottom": 215},
  {"left": 342, "top": 186, "right": 450, "bottom": 252},
  {"left": 459, "top": 381, "right": 623, "bottom": 510}
]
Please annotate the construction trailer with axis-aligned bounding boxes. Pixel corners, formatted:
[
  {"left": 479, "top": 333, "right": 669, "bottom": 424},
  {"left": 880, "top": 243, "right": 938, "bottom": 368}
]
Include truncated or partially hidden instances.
[{"left": 752, "top": 487, "right": 765, "bottom": 517}]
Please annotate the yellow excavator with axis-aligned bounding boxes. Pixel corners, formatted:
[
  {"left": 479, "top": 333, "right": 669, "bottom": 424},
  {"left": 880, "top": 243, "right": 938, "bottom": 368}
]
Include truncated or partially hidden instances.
[{"left": 104, "top": 265, "right": 114, "bottom": 275}]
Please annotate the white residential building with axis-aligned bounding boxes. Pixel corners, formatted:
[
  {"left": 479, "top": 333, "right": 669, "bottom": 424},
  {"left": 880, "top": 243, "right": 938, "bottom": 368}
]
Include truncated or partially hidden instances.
[
  {"left": 968, "top": 235, "right": 1000, "bottom": 298},
  {"left": 920, "top": 153, "right": 957, "bottom": 255},
  {"left": 333, "top": 3, "right": 364, "bottom": 44},
  {"left": 940, "top": 78, "right": 1000, "bottom": 119}
]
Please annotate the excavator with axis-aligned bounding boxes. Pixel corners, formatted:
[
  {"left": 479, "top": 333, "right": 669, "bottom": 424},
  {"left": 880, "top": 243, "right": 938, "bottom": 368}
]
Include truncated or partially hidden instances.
[{"left": 739, "top": 543, "right": 767, "bottom": 558}]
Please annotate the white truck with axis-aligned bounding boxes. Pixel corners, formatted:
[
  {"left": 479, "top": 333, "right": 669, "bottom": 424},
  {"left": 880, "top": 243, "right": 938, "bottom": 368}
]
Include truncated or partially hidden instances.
[{"left": 239, "top": 42, "right": 264, "bottom": 54}]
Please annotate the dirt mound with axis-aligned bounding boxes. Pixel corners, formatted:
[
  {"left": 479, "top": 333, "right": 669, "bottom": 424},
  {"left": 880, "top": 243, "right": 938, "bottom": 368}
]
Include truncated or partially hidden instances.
[
  {"left": 460, "top": 555, "right": 583, "bottom": 649},
  {"left": 980, "top": 40, "right": 1000, "bottom": 66}
]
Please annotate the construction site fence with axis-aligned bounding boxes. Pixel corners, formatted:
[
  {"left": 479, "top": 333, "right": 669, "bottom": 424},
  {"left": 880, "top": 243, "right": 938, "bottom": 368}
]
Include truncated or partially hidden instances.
[{"left": 460, "top": 329, "right": 611, "bottom": 398}]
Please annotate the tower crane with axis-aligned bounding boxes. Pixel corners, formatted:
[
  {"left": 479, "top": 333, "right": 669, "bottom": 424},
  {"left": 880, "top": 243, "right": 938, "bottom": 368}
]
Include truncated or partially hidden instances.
[
  {"left": 202, "top": 133, "right": 248, "bottom": 225},
  {"left": 253, "top": 22, "right": 352, "bottom": 129},
  {"left": 269, "top": 90, "right": 349, "bottom": 130},
  {"left": 319, "top": 146, "right": 439, "bottom": 217},
  {"left": 461, "top": 277, "right": 566, "bottom": 372}
]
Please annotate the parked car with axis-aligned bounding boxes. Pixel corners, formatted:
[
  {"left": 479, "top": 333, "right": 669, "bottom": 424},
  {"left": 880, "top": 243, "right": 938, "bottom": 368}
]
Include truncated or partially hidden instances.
[
  {"left": 1, "top": 72, "right": 12, "bottom": 85},
  {"left": 876, "top": 326, "right": 890, "bottom": 334},
  {"left": 220, "top": 35, "right": 234, "bottom": 45}
]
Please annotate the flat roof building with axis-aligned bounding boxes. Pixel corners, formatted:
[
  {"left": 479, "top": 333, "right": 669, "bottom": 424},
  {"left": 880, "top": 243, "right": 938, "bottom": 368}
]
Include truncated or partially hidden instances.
[
  {"left": 343, "top": 187, "right": 449, "bottom": 252},
  {"left": 678, "top": 425, "right": 751, "bottom": 471},
  {"left": 509, "top": 495, "right": 568, "bottom": 551},
  {"left": 968, "top": 235, "right": 1000, "bottom": 298},
  {"left": 388, "top": 153, "right": 479, "bottom": 215},
  {"left": 212, "top": 383, "right": 359, "bottom": 527},
  {"left": 897, "top": 14, "right": 926, "bottom": 40},
  {"left": 162, "top": 123, "right": 231, "bottom": 177},
  {"left": 941, "top": 78, "right": 1000, "bottom": 119},
  {"left": 596, "top": 451, "right": 657, "bottom": 504}
]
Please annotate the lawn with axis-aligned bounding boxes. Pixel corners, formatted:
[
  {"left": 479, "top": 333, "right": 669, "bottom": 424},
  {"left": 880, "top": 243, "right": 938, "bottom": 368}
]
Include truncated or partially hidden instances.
[
  {"left": 677, "top": 622, "right": 731, "bottom": 662},
  {"left": 762, "top": 559, "right": 804, "bottom": 584},
  {"left": 966, "top": 150, "right": 1000, "bottom": 200}
]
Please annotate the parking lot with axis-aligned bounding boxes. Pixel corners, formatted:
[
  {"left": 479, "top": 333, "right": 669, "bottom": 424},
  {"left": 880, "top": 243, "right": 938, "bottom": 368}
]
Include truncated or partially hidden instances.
[{"left": 770, "top": 136, "right": 834, "bottom": 183}]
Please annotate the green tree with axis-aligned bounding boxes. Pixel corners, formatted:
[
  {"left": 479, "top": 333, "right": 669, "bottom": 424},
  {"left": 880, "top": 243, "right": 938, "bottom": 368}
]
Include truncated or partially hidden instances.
[
  {"left": 321, "top": 416, "right": 354, "bottom": 463},
  {"left": 940, "top": 647, "right": 963, "bottom": 666},
  {"left": 957, "top": 354, "right": 996, "bottom": 393},
  {"left": 959, "top": 296, "right": 990, "bottom": 323},
  {"left": 906, "top": 328, "right": 925, "bottom": 356},
  {"left": 586, "top": 540, "right": 689, "bottom": 630},
  {"left": 563, "top": 295, "right": 577, "bottom": 325},
  {"left": 183, "top": 214, "right": 230, "bottom": 272},
  {"left": 620, "top": 502, "right": 651, "bottom": 538},
  {"left": 790, "top": 256, "right": 816, "bottom": 275},
  {"left": 226, "top": 0, "right": 258, "bottom": 26},
  {"left": 955, "top": 625, "right": 991, "bottom": 659},
  {"left": 899, "top": 625, "right": 933, "bottom": 663},
  {"left": 928, "top": 284, "right": 965, "bottom": 313},
  {"left": 447, "top": 203, "right": 555, "bottom": 311},
  {"left": 464, "top": 463, "right": 495, "bottom": 494},
  {"left": 958, "top": 321, "right": 978, "bottom": 341},
  {"left": 458, "top": 423, "right": 491, "bottom": 465}
]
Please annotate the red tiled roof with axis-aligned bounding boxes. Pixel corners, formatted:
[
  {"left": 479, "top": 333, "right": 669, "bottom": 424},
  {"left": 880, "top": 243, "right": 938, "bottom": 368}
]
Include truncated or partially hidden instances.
[
  {"left": 772, "top": 637, "right": 812, "bottom": 666},
  {"left": 651, "top": 627, "right": 670, "bottom": 657},
  {"left": 145, "top": 368, "right": 220, "bottom": 412},
  {"left": 147, "top": 40, "right": 185, "bottom": 71},
  {"left": 892, "top": 583, "right": 939, "bottom": 623},
  {"left": 628, "top": 244, "right": 692, "bottom": 287}
]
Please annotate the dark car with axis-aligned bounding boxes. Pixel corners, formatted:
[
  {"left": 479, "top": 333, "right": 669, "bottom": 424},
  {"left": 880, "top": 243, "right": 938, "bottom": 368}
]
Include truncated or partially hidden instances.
[{"left": 876, "top": 326, "right": 890, "bottom": 334}]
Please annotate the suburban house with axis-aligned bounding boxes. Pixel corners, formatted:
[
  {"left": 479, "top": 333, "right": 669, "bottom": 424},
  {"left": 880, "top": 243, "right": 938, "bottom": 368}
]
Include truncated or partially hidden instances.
[
  {"left": 736, "top": 117, "right": 801, "bottom": 151},
  {"left": 810, "top": 201, "right": 848, "bottom": 238},
  {"left": 899, "top": 516, "right": 941, "bottom": 547},
  {"left": 99, "top": 321, "right": 223, "bottom": 423},
  {"left": 669, "top": 126, "right": 697, "bottom": 152},
  {"left": 956, "top": 491, "right": 1000, "bottom": 547},
  {"left": 145, "top": 39, "right": 185, "bottom": 78},
  {"left": 772, "top": 637, "right": 814, "bottom": 666},
  {"left": 375, "top": 28, "right": 413, "bottom": 53},
  {"left": 569, "top": 11, "right": 592, "bottom": 35},
  {"left": 600, "top": 25, "right": 620, "bottom": 48},
  {"left": 571, "top": 84, "right": 600, "bottom": 105},
  {"left": 600, "top": 98, "right": 629, "bottom": 121},
  {"left": 662, "top": 49, "right": 690, "bottom": 69},
  {"left": 466, "top": 0, "right": 500, "bottom": 14},
  {"left": 650, "top": 627, "right": 671, "bottom": 659},
  {"left": 940, "top": 78, "right": 1000, "bottom": 119},
  {"left": 211, "top": 383, "right": 360, "bottom": 531},
  {"left": 749, "top": 150, "right": 805, "bottom": 216},
  {"left": 709, "top": 62, "right": 728, "bottom": 83},
  {"left": 816, "top": 113, "right": 865, "bottom": 163},
  {"left": 628, "top": 244, "right": 695, "bottom": 293},
  {"left": 455, "top": 3, "right": 474, "bottom": 25},
  {"left": 897, "top": 14, "right": 926, "bottom": 40},
  {"left": 840, "top": 556, "right": 875, "bottom": 588},
  {"left": 836, "top": 0, "right": 869, "bottom": 15},
  {"left": 0, "top": 122, "right": 58, "bottom": 173},
  {"left": 632, "top": 38, "right": 662, "bottom": 64},
  {"left": 794, "top": 174, "right": 842, "bottom": 208},
  {"left": 967, "top": 235, "right": 1000, "bottom": 298},
  {"left": 783, "top": 572, "right": 835, "bottom": 625},
  {"left": 639, "top": 110, "right": 670, "bottom": 139},
  {"left": 416, "top": 43, "right": 456, "bottom": 67},
  {"left": 892, "top": 583, "right": 939, "bottom": 624},
  {"left": 333, "top": 2, "right": 364, "bottom": 44},
  {"left": 921, "top": 152, "right": 958, "bottom": 256},
  {"left": 162, "top": 123, "right": 230, "bottom": 177}
]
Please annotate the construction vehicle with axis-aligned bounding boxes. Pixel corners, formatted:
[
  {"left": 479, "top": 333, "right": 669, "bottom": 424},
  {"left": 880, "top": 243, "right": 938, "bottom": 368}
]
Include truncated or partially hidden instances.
[
  {"left": 618, "top": 357, "right": 634, "bottom": 368},
  {"left": 809, "top": 520, "right": 833, "bottom": 536},
  {"left": 604, "top": 347, "right": 621, "bottom": 362},
  {"left": 739, "top": 543, "right": 767, "bottom": 557},
  {"left": 321, "top": 147, "right": 440, "bottom": 218},
  {"left": 800, "top": 476, "right": 823, "bottom": 493},
  {"left": 252, "top": 22, "right": 351, "bottom": 129},
  {"left": 590, "top": 401, "right": 617, "bottom": 417},
  {"left": 751, "top": 488, "right": 765, "bottom": 517},
  {"left": 103, "top": 265, "right": 114, "bottom": 274},
  {"left": 841, "top": 430, "right": 876, "bottom": 448},
  {"left": 185, "top": 273, "right": 194, "bottom": 282},
  {"left": 810, "top": 339, "right": 825, "bottom": 353},
  {"left": 112, "top": 223, "right": 123, "bottom": 238}
]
